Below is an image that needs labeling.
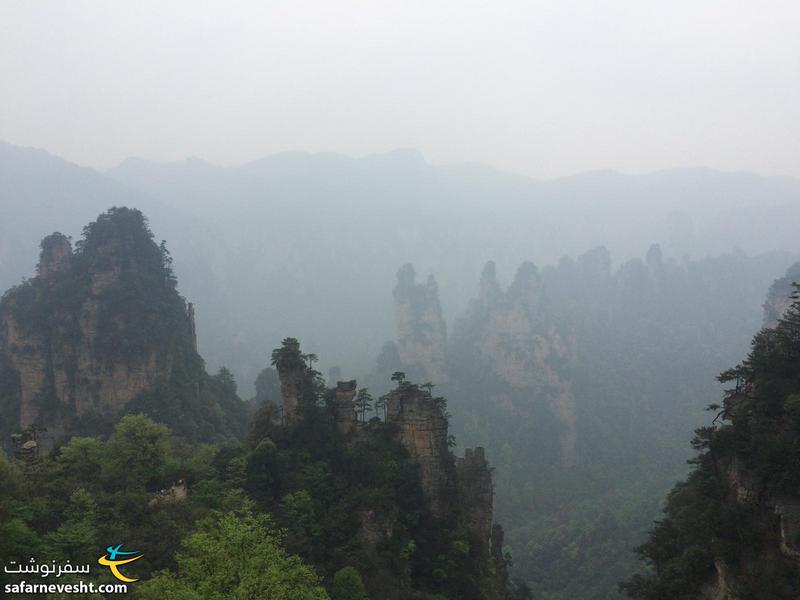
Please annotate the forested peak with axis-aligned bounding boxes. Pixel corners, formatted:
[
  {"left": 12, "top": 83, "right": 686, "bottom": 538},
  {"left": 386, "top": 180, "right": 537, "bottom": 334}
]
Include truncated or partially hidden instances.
[
  {"left": 763, "top": 261, "right": 800, "bottom": 327},
  {"left": 479, "top": 260, "right": 502, "bottom": 302},
  {"left": 425, "top": 273, "right": 438, "bottom": 292},
  {"left": 72, "top": 206, "right": 176, "bottom": 288},
  {"left": 722, "top": 282, "right": 800, "bottom": 406},
  {"left": 77, "top": 206, "right": 152, "bottom": 253},
  {"left": 37, "top": 232, "right": 72, "bottom": 278},
  {"left": 623, "top": 281, "right": 800, "bottom": 598},
  {"left": 615, "top": 258, "right": 651, "bottom": 296},
  {"left": 392, "top": 263, "right": 444, "bottom": 328},
  {"left": 508, "top": 260, "right": 545, "bottom": 303},
  {"left": 577, "top": 246, "right": 612, "bottom": 283},
  {"left": 645, "top": 243, "right": 663, "bottom": 269},
  {"left": 395, "top": 262, "right": 416, "bottom": 289},
  {"left": 481, "top": 260, "right": 498, "bottom": 284},
  {"left": 395, "top": 262, "right": 440, "bottom": 290},
  {"left": 0, "top": 207, "right": 248, "bottom": 445},
  {"left": 270, "top": 337, "right": 307, "bottom": 373}
]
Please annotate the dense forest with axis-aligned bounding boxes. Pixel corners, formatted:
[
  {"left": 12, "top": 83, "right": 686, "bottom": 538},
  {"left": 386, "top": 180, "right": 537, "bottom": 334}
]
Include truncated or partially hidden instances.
[
  {"left": 367, "top": 250, "right": 796, "bottom": 598},
  {"left": 0, "top": 209, "right": 516, "bottom": 599},
  {"left": 622, "top": 281, "right": 800, "bottom": 598},
  {"left": 2, "top": 2, "right": 797, "bottom": 596},
  {"left": 0, "top": 207, "right": 247, "bottom": 446}
]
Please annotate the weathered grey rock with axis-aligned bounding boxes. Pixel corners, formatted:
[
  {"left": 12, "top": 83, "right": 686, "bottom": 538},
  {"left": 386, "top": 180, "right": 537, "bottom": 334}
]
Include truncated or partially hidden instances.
[
  {"left": 334, "top": 380, "right": 357, "bottom": 434},
  {"left": 392, "top": 264, "right": 448, "bottom": 384},
  {"left": 277, "top": 364, "right": 304, "bottom": 425},
  {"left": 456, "top": 446, "right": 493, "bottom": 542},
  {"left": 387, "top": 384, "right": 454, "bottom": 516}
]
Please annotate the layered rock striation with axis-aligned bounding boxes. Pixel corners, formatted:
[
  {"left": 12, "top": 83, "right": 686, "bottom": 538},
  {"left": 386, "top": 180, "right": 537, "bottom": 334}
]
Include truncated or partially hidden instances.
[
  {"left": 459, "top": 260, "right": 577, "bottom": 466},
  {"left": 386, "top": 383, "right": 455, "bottom": 517},
  {"left": 0, "top": 208, "right": 245, "bottom": 446}
]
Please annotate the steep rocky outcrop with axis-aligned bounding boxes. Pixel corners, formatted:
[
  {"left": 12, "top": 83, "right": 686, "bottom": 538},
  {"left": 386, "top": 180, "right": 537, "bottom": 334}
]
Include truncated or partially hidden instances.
[
  {"left": 36, "top": 232, "right": 73, "bottom": 278},
  {"left": 763, "top": 261, "right": 800, "bottom": 328},
  {"left": 384, "top": 380, "right": 502, "bottom": 571},
  {"left": 0, "top": 208, "right": 246, "bottom": 447},
  {"left": 459, "top": 260, "right": 577, "bottom": 466},
  {"left": 386, "top": 383, "right": 455, "bottom": 516},
  {"left": 334, "top": 379, "right": 357, "bottom": 434},
  {"left": 392, "top": 264, "right": 448, "bottom": 384},
  {"left": 456, "top": 446, "right": 494, "bottom": 541},
  {"left": 624, "top": 266, "right": 800, "bottom": 599},
  {"left": 695, "top": 452, "right": 800, "bottom": 599},
  {"left": 276, "top": 362, "right": 304, "bottom": 425}
]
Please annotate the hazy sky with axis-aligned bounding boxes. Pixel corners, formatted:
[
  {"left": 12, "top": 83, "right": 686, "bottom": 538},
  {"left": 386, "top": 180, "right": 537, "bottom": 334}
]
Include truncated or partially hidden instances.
[{"left": 1, "top": 1, "right": 799, "bottom": 178}]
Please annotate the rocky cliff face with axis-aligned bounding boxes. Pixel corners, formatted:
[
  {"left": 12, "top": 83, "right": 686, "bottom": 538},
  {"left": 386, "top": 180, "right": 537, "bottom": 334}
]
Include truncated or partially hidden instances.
[
  {"left": 385, "top": 381, "right": 501, "bottom": 557},
  {"left": 763, "top": 261, "right": 800, "bottom": 328},
  {"left": 277, "top": 363, "right": 304, "bottom": 425},
  {"left": 334, "top": 379, "right": 357, "bottom": 434},
  {"left": 696, "top": 442, "right": 800, "bottom": 599},
  {"left": 456, "top": 446, "right": 494, "bottom": 541},
  {"left": 392, "top": 264, "right": 448, "bottom": 384},
  {"left": 0, "top": 208, "right": 245, "bottom": 446},
  {"left": 386, "top": 383, "right": 455, "bottom": 516},
  {"left": 461, "top": 260, "right": 577, "bottom": 466},
  {"left": 624, "top": 265, "right": 800, "bottom": 599},
  {"left": 706, "top": 264, "right": 800, "bottom": 598},
  {"left": 260, "top": 336, "right": 509, "bottom": 597}
]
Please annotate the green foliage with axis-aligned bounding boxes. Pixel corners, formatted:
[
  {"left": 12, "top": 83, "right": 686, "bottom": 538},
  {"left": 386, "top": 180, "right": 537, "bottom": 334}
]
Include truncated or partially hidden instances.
[
  {"left": 356, "top": 388, "right": 373, "bottom": 422},
  {"left": 43, "top": 488, "right": 98, "bottom": 564},
  {"left": 332, "top": 566, "right": 369, "bottom": 600},
  {"left": 622, "top": 286, "right": 800, "bottom": 598},
  {"left": 76, "top": 207, "right": 184, "bottom": 363},
  {"left": 0, "top": 207, "right": 248, "bottom": 443},
  {"left": 272, "top": 337, "right": 308, "bottom": 372},
  {"left": 0, "top": 449, "right": 42, "bottom": 588},
  {"left": 444, "top": 249, "right": 791, "bottom": 598},
  {"left": 106, "top": 414, "right": 171, "bottom": 489},
  {"left": 0, "top": 335, "right": 504, "bottom": 600},
  {"left": 138, "top": 509, "right": 329, "bottom": 600}
]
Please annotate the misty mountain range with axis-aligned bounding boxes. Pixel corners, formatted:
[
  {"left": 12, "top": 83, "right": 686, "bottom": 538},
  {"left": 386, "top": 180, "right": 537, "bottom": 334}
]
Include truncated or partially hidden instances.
[{"left": 2, "top": 140, "right": 799, "bottom": 393}]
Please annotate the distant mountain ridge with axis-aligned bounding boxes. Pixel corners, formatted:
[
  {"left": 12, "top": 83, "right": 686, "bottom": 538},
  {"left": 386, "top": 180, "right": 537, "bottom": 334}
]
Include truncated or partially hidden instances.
[{"left": 2, "top": 140, "right": 799, "bottom": 395}]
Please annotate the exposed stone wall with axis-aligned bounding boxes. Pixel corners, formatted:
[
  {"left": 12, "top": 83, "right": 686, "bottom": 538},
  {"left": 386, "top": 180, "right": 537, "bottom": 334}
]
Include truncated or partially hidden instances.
[
  {"left": 37, "top": 233, "right": 72, "bottom": 279},
  {"left": 455, "top": 446, "right": 493, "bottom": 542},
  {"left": 393, "top": 264, "right": 448, "bottom": 384},
  {"left": 699, "top": 453, "right": 800, "bottom": 598},
  {"left": 334, "top": 380, "right": 357, "bottom": 434},
  {"left": 0, "top": 228, "right": 186, "bottom": 446},
  {"left": 470, "top": 260, "right": 577, "bottom": 466},
  {"left": 1, "top": 290, "right": 168, "bottom": 445},
  {"left": 763, "top": 262, "right": 800, "bottom": 328},
  {"left": 186, "top": 302, "right": 197, "bottom": 352},
  {"left": 387, "top": 385, "right": 453, "bottom": 516},
  {"left": 277, "top": 365, "right": 304, "bottom": 425}
]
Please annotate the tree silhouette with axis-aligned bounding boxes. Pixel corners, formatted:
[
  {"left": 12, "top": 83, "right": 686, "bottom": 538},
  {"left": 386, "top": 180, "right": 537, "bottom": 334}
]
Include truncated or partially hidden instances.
[{"left": 356, "top": 388, "right": 373, "bottom": 422}]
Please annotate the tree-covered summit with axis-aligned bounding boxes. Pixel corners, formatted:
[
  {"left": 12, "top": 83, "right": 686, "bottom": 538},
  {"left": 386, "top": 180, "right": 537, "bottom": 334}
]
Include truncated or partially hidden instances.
[
  {"left": 0, "top": 207, "right": 247, "bottom": 446},
  {"left": 622, "top": 282, "right": 800, "bottom": 598}
]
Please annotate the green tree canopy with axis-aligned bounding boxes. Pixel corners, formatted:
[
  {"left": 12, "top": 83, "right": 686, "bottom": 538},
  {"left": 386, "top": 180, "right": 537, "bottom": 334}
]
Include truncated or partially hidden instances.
[
  {"left": 138, "top": 509, "right": 329, "bottom": 600},
  {"left": 331, "top": 566, "right": 368, "bottom": 600},
  {"left": 105, "top": 414, "right": 170, "bottom": 489}
]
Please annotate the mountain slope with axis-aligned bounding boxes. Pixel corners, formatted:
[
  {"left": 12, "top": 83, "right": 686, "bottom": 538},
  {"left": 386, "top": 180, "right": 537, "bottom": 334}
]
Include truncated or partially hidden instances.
[
  {"left": 623, "top": 262, "right": 800, "bottom": 599},
  {"left": 5, "top": 141, "right": 800, "bottom": 393},
  {"left": 0, "top": 207, "right": 247, "bottom": 446}
]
